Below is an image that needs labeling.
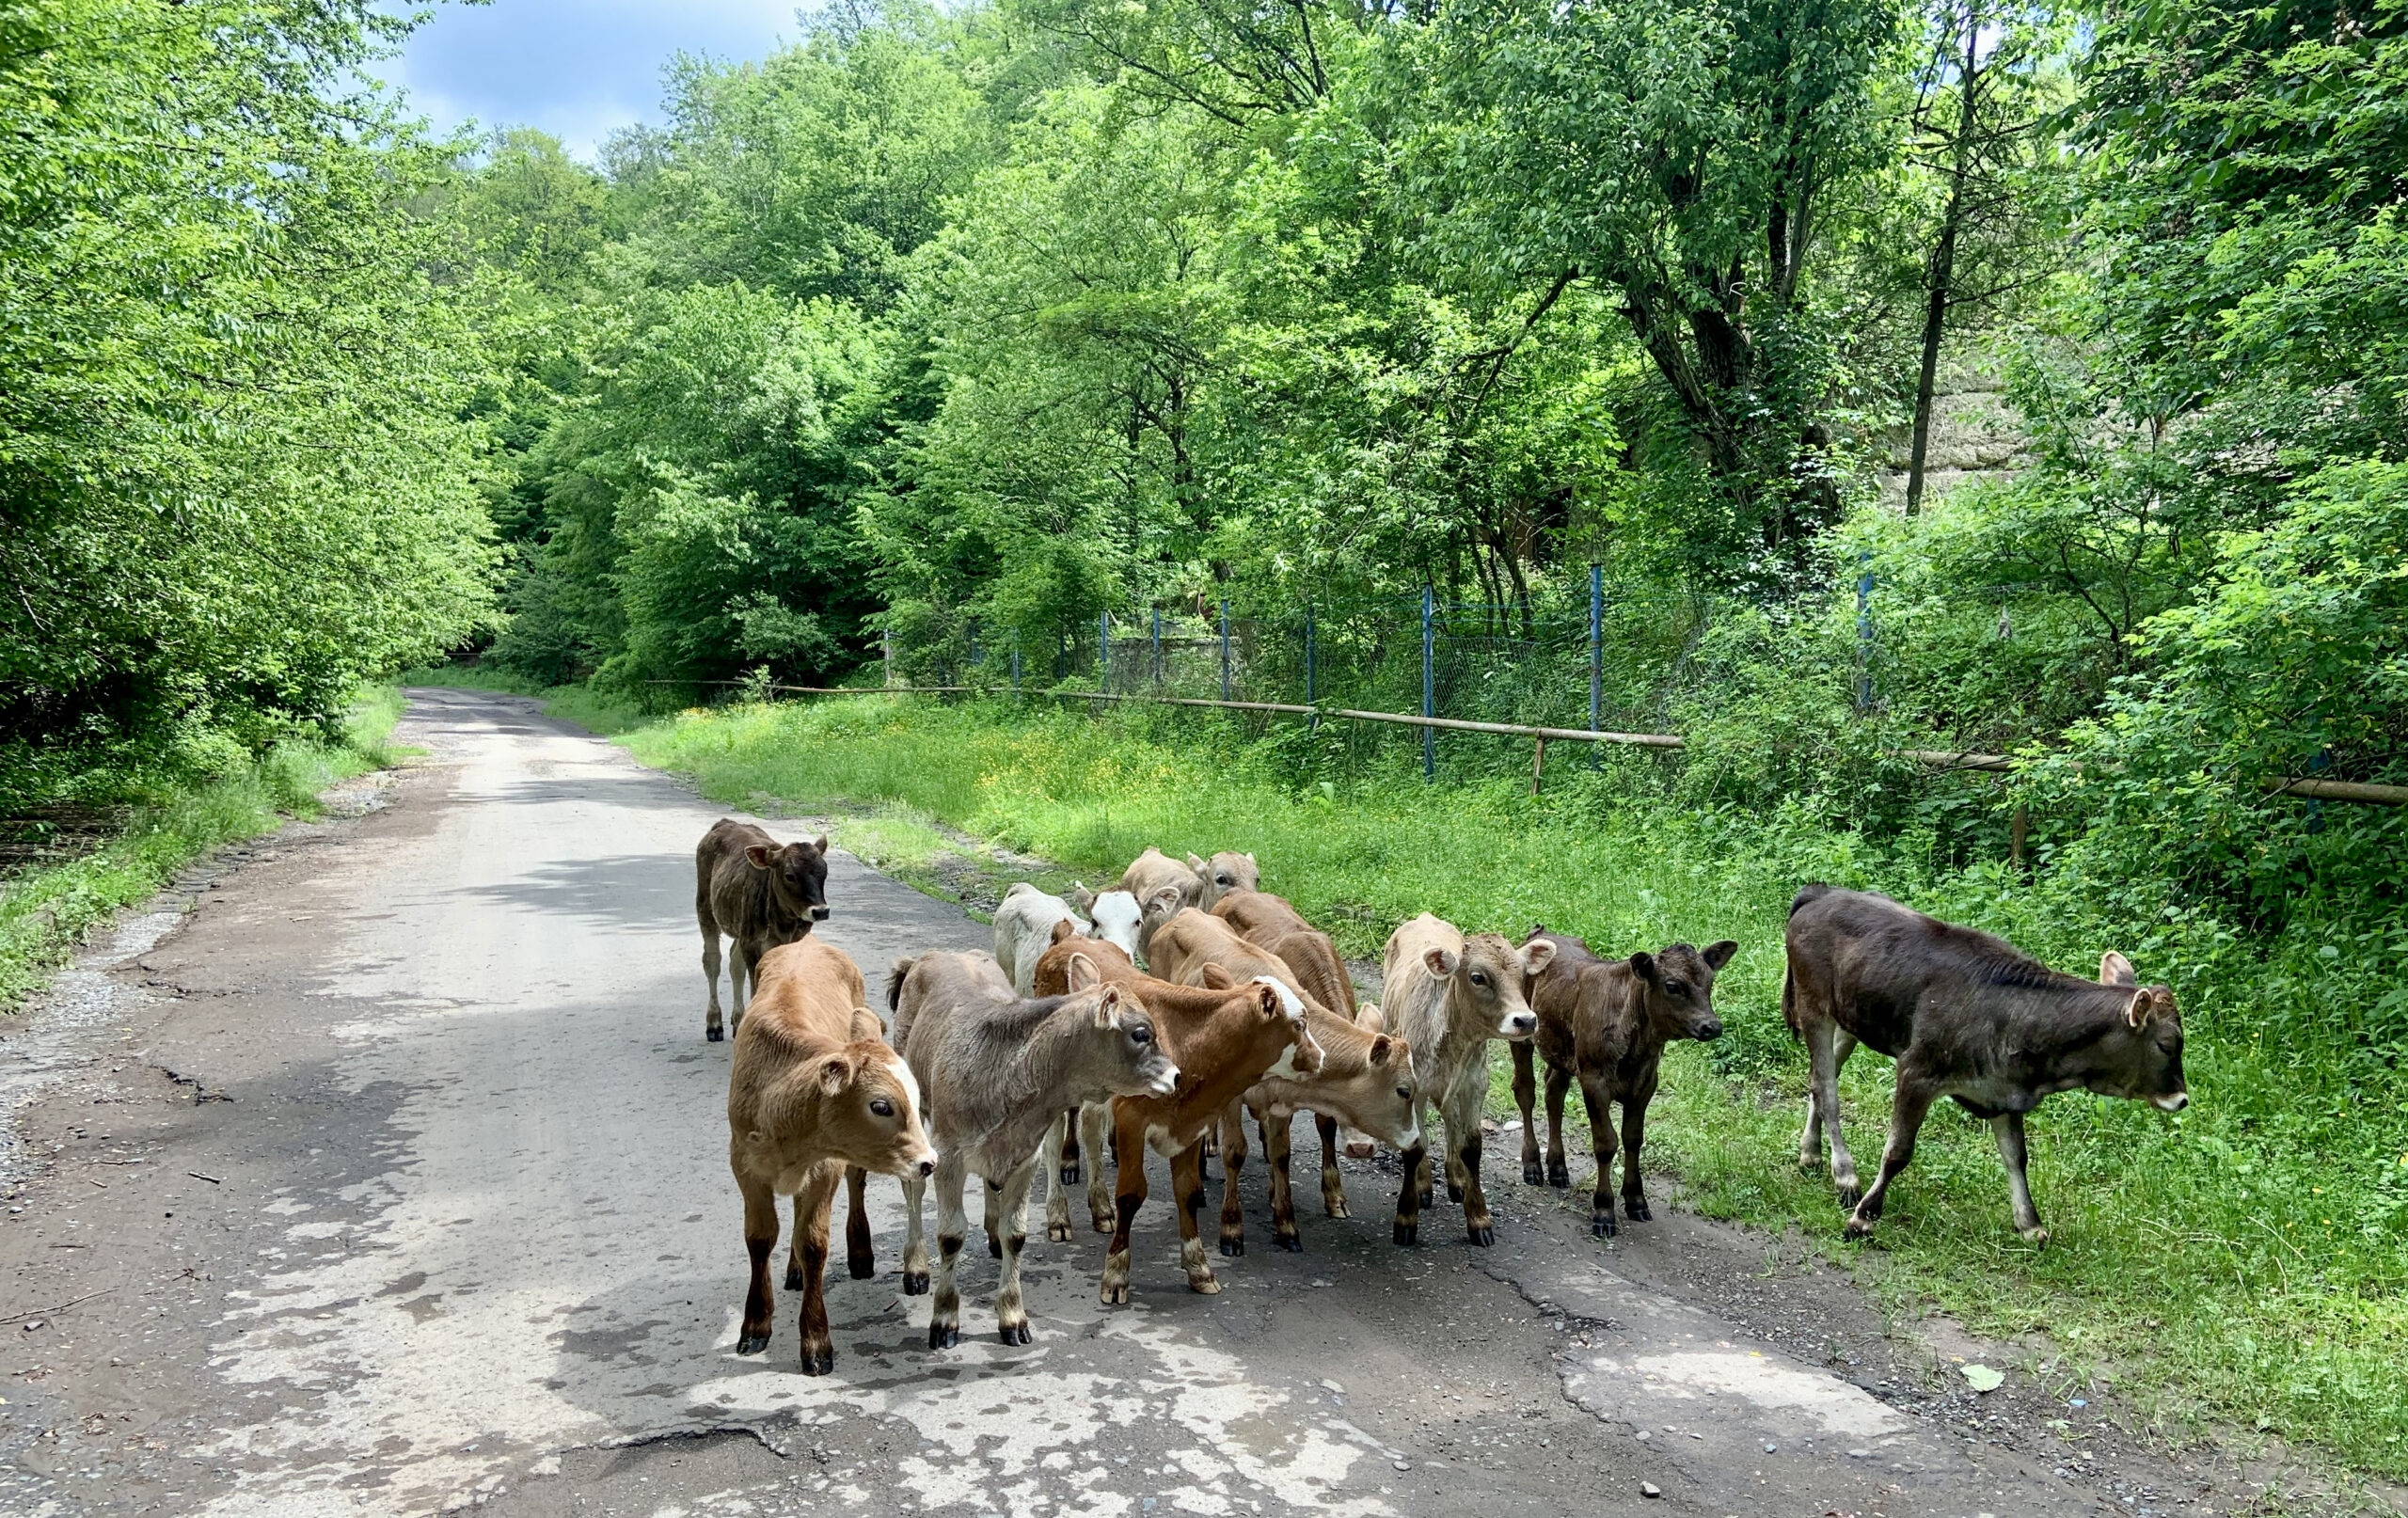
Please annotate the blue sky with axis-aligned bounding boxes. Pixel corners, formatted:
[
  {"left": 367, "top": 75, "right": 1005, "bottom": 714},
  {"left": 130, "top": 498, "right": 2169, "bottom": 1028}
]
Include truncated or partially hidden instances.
[{"left": 380, "top": 1, "right": 809, "bottom": 159}]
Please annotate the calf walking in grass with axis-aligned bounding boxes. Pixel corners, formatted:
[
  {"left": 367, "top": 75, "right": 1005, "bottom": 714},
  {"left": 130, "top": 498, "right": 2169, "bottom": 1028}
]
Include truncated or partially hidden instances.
[
  {"left": 1512, "top": 928, "right": 1735, "bottom": 1237},
  {"left": 695, "top": 818, "right": 830, "bottom": 1041},
  {"left": 882, "top": 949, "right": 1177, "bottom": 1349},
  {"left": 1783, "top": 884, "right": 2187, "bottom": 1243},
  {"left": 726, "top": 938, "right": 933, "bottom": 1373}
]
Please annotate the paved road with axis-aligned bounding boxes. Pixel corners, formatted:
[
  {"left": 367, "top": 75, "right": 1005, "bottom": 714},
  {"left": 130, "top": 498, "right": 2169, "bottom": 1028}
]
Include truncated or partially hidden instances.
[{"left": 0, "top": 688, "right": 2169, "bottom": 1517}]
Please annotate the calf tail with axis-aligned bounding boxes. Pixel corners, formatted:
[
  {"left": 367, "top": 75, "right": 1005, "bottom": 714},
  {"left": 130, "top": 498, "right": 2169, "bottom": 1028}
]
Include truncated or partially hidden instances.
[
  {"left": 886, "top": 956, "right": 917, "bottom": 1015},
  {"left": 1780, "top": 964, "right": 1805, "bottom": 1041},
  {"left": 1788, "top": 882, "right": 1833, "bottom": 920}
]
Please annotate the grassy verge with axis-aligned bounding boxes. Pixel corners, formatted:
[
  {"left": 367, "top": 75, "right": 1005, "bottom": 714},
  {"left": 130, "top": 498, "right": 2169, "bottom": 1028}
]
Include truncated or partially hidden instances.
[{"left": 0, "top": 688, "right": 409, "bottom": 1011}]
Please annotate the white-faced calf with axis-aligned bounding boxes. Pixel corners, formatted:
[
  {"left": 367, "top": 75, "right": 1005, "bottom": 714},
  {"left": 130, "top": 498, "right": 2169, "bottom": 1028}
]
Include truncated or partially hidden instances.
[
  {"left": 1381, "top": 914, "right": 1554, "bottom": 1246},
  {"left": 726, "top": 938, "right": 932, "bottom": 1373},
  {"left": 1783, "top": 884, "right": 2187, "bottom": 1244},
  {"left": 696, "top": 818, "right": 830, "bottom": 1041},
  {"left": 1511, "top": 928, "right": 1736, "bottom": 1237},
  {"left": 882, "top": 949, "right": 1177, "bottom": 1349}
]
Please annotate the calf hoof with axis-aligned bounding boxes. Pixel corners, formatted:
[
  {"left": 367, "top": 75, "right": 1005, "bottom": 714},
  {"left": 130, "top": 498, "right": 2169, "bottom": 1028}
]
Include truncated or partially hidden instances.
[
  {"left": 848, "top": 1255, "right": 877, "bottom": 1281},
  {"left": 1393, "top": 1220, "right": 1419, "bottom": 1246},
  {"left": 1325, "top": 1197, "right": 1351, "bottom": 1220},
  {"left": 901, "top": 1271, "right": 929, "bottom": 1296},
  {"left": 735, "top": 1332, "right": 770, "bottom": 1355},
  {"left": 1101, "top": 1282, "right": 1130, "bottom": 1306},
  {"left": 1843, "top": 1215, "right": 1876, "bottom": 1240},
  {"left": 928, "top": 1322, "right": 960, "bottom": 1351},
  {"left": 784, "top": 1263, "right": 806, "bottom": 1290},
  {"left": 1545, "top": 1161, "right": 1571, "bottom": 1189},
  {"left": 1836, "top": 1185, "right": 1863, "bottom": 1209},
  {"left": 1091, "top": 1213, "right": 1116, "bottom": 1235},
  {"left": 1061, "top": 1162, "right": 1081, "bottom": 1187},
  {"left": 1522, "top": 1160, "right": 1545, "bottom": 1185},
  {"left": 1274, "top": 1231, "right": 1303, "bottom": 1253},
  {"left": 2019, "top": 1225, "right": 2052, "bottom": 1246},
  {"left": 1188, "top": 1273, "right": 1222, "bottom": 1295},
  {"left": 1465, "top": 1224, "right": 1495, "bottom": 1247},
  {"left": 1047, "top": 1220, "right": 1073, "bottom": 1243},
  {"left": 705, "top": 1024, "right": 724, "bottom": 1043},
  {"left": 1446, "top": 1183, "right": 1465, "bottom": 1204},
  {"left": 1624, "top": 1195, "right": 1652, "bottom": 1223},
  {"left": 1219, "top": 1237, "right": 1245, "bottom": 1257},
  {"left": 998, "top": 1321, "right": 1033, "bottom": 1346},
  {"left": 1592, "top": 1212, "right": 1618, "bottom": 1239},
  {"left": 800, "top": 1343, "right": 835, "bottom": 1376}
]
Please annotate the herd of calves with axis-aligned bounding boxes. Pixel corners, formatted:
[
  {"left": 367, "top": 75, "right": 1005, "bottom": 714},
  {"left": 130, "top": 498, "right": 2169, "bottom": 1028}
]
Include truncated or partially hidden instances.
[{"left": 695, "top": 819, "right": 2191, "bottom": 1374}]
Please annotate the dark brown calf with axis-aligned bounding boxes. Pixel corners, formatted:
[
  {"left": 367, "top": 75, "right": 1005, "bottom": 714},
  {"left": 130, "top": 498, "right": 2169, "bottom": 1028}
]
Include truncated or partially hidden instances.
[
  {"left": 1510, "top": 928, "right": 1735, "bottom": 1237},
  {"left": 696, "top": 818, "right": 830, "bottom": 1041},
  {"left": 1784, "top": 884, "right": 2188, "bottom": 1243}
]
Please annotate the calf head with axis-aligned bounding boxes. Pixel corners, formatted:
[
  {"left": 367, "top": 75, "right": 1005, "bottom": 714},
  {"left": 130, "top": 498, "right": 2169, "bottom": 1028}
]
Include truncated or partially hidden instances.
[
  {"left": 808, "top": 1036, "right": 937, "bottom": 1178},
  {"left": 2091, "top": 951, "right": 2188, "bottom": 1112},
  {"left": 1199, "top": 964, "right": 1326, "bottom": 1080},
  {"left": 1628, "top": 940, "right": 1738, "bottom": 1043},
  {"left": 743, "top": 835, "right": 832, "bottom": 925},
  {"left": 1082, "top": 888, "right": 1144, "bottom": 960},
  {"left": 1188, "top": 850, "right": 1260, "bottom": 907},
  {"left": 1136, "top": 885, "right": 1185, "bottom": 959},
  {"left": 1350, "top": 1033, "right": 1421, "bottom": 1150},
  {"left": 1422, "top": 931, "right": 1554, "bottom": 1040},
  {"left": 1062, "top": 953, "right": 1180, "bottom": 1098}
]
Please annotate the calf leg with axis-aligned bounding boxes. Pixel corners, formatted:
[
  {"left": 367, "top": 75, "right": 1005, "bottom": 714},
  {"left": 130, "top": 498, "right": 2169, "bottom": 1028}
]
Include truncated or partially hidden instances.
[
  {"left": 1621, "top": 1078, "right": 1657, "bottom": 1222},
  {"left": 1101, "top": 1107, "right": 1150, "bottom": 1305},
  {"left": 1392, "top": 1138, "right": 1427, "bottom": 1246},
  {"left": 992, "top": 1157, "right": 1038, "bottom": 1344},
  {"left": 844, "top": 1164, "right": 875, "bottom": 1279},
  {"left": 735, "top": 1174, "right": 779, "bottom": 1354},
  {"left": 1826, "top": 1031, "right": 1862, "bottom": 1205},
  {"left": 785, "top": 1193, "right": 812, "bottom": 1289},
  {"left": 701, "top": 925, "right": 726, "bottom": 1042},
  {"left": 1039, "top": 1114, "right": 1075, "bottom": 1243},
  {"left": 1082, "top": 1102, "right": 1117, "bottom": 1233},
  {"left": 1990, "top": 1111, "right": 2049, "bottom": 1244},
  {"left": 1263, "top": 1111, "right": 1302, "bottom": 1251},
  {"left": 1512, "top": 1042, "right": 1543, "bottom": 1183},
  {"left": 899, "top": 1172, "right": 930, "bottom": 1295},
  {"left": 984, "top": 1175, "right": 1006, "bottom": 1259},
  {"left": 1846, "top": 1076, "right": 1936, "bottom": 1239},
  {"left": 1449, "top": 1071, "right": 1497, "bottom": 1247},
  {"left": 1579, "top": 1074, "right": 1621, "bottom": 1238},
  {"left": 1543, "top": 1060, "right": 1574, "bottom": 1189},
  {"left": 927, "top": 1154, "right": 972, "bottom": 1349},
  {"left": 1059, "top": 1107, "right": 1083, "bottom": 1185},
  {"left": 792, "top": 1162, "right": 843, "bottom": 1375},
  {"left": 1172, "top": 1140, "right": 1221, "bottom": 1293},
  {"left": 731, "top": 944, "right": 756, "bottom": 1037},
  {"left": 1316, "top": 1113, "right": 1348, "bottom": 1218},
  {"left": 1216, "top": 1101, "right": 1249, "bottom": 1257}
]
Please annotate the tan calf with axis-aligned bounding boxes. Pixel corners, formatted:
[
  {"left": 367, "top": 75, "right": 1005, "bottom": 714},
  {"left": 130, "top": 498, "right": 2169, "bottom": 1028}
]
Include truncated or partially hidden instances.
[
  {"left": 1118, "top": 847, "right": 1203, "bottom": 960},
  {"left": 1214, "top": 1000, "right": 1418, "bottom": 1256},
  {"left": 1187, "top": 850, "right": 1259, "bottom": 909},
  {"left": 727, "top": 937, "right": 934, "bottom": 1373},
  {"left": 1212, "top": 889, "right": 1358, "bottom": 1020},
  {"left": 1381, "top": 914, "right": 1554, "bottom": 1246}
]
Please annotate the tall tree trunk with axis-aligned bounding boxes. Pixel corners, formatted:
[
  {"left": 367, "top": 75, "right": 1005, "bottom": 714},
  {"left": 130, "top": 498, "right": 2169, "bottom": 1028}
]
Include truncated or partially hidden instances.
[{"left": 1906, "top": 0, "right": 1983, "bottom": 517}]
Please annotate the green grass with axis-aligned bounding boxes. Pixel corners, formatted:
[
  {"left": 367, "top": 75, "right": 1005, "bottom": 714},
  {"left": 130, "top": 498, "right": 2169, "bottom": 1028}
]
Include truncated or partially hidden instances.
[
  {"left": 577, "top": 692, "right": 2407, "bottom": 1478},
  {"left": 0, "top": 688, "right": 409, "bottom": 1012}
]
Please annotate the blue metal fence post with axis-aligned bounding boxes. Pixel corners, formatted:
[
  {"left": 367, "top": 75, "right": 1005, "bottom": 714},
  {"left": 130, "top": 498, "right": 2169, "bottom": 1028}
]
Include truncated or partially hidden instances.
[
  {"left": 1219, "top": 598, "right": 1231, "bottom": 702},
  {"left": 1100, "top": 610, "right": 1111, "bottom": 691},
  {"left": 1305, "top": 601, "right": 1318, "bottom": 733},
  {"left": 1588, "top": 563, "right": 1603, "bottom": 761},
  {"left": 1151, "top": 607, "right": 1163, "bottom": 687},
  {"left": 1854, "top": 551, "right": 1876, "bottom": 713},
  {"left": 1420, "top": 585, "right": 1435, "bottom": 781}
]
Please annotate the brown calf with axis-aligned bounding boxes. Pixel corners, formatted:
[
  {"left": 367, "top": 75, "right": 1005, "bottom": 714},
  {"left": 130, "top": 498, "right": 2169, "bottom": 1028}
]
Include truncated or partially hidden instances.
[
  {"left": 1215, "top": 1003, "right": 1418, "bottom": 1256},
  {"left": 1212, "top": 889, "right": 1359, "bottom": 1020},
  {"left": 696, "top": 818, "right": 830, "bottom": 1041},
  {"left": 1381, "top": 914, "right": 1554, "bottom": 1246},
  {"left": 726, "top": 937, "right": 933, "bottom": 1373},
  {"left": 1027, "top": 930, "right": 1320, "bottom": 1301},
  {"left": 1188, "top": 849, "right": 1259, "bottom": 909},
  {"left": 1511, "top": 928, "right": 1736, "bottom": 1237},
  {"left": 1784, "top": 885, "right": 2187, "bottom": 1243}
]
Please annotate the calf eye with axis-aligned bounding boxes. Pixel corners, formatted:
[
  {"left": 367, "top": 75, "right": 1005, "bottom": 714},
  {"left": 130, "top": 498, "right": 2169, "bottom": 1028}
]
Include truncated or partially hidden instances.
[
  {"left": 869, "top": 1097, "right": 895, "bottom": 1117},
  {"left": 1470, "top": 971, "right": 1489, "bottom": 988},
  {"left": 1396, "top": 1086, "right": 1412, "bottom": 1100},
  {"left": 1130, "top": 1025, "right": 1153, "bottom": 1045},
  {"left": 1666, "top": 981, "right": 1689, "bottom": 998}
]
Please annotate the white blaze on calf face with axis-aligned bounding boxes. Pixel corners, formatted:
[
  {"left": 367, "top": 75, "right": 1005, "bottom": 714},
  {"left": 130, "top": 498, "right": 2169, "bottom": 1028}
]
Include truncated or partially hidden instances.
[{"left": 1087, "top": 891, "right": 1143, "bottom": 958}]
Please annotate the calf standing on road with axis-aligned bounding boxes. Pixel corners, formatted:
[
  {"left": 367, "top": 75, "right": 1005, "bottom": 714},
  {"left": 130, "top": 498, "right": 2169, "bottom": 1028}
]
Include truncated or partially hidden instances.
[
  {"left": 726, "top": 938, "right": 933, "bottom": 1373},
  {"left": 1382, "top": 914, "right": 1554, "bottom": 1246},
  {"left": 1512, "top": 928, "right": 1736, "bottom": 1237},
  {"left": 695, "top": 818, "right": 830, "bottom": 1041},
  {"left": 1783, "top": 884, "right": 2188, "bottom": 1243}
]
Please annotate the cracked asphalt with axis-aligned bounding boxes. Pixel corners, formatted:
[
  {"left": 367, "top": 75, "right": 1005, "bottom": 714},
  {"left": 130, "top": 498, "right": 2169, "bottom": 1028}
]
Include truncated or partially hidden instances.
[{"left": 0, "top": 688, "right": 2262, "bottom": 1517}]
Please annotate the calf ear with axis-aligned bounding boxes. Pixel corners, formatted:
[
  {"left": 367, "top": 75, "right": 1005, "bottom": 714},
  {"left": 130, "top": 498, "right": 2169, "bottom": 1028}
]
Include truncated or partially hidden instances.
[
  {"left": 1093, "top": 986, "right": 1122, "bottom": 1028},
  {"left": 1051, "top": 918, "right": 1077, "bottom": 946},
  {"left": 1369, "top": 1034, "right": 1394, "bottom": 1066},
  {"left": 848, "top": 1006, "right": 884, "bottom": 1042},
  {"left": 1703, "top": 940, "right": 1739, "bottom": 971},
  {"left": 1421, "top": 945, "right": 1459, "bottom": 979},
  {"left": 808, "top": 833, "right": 830, "bottom": 854},
  {"left": 1199, "top": 962, "right": 1236, "bottom": 989},
  {"left": 1069, "top": 882, "right": 1096, "bottom": 914},
  {"left": 743, "top": 845, "right": 775, "bottom": 869},
  {"left": 1067, "top": 952, "right": 1101, "bottom": 991},
  {"left": 1186, "top": 852, "right": 1208, "bottom": 874},
  {"left": 1520, "top": 939, "right": 1557, "bottom": 975},
  {"left": 816, "top": 1053, "right": 855, "bottom": 1095},
  {"left": 1256, "top": 984, "right": 1282, "bottom": 1020},
  {"left": 2123, "top": 988, "right": 2150, "bottom": 1028},
  {"left": 1628, "top": 950, "right": 1660, "bottom": 985},
  {"left": 2099, "top": 951, "right": 2137, "bottom": 987},
  {"left": 1148, "top": 885, "right": 1183, "bottom": 915}
]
